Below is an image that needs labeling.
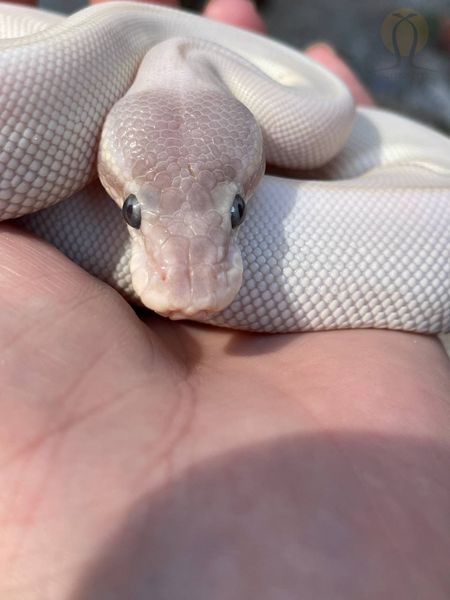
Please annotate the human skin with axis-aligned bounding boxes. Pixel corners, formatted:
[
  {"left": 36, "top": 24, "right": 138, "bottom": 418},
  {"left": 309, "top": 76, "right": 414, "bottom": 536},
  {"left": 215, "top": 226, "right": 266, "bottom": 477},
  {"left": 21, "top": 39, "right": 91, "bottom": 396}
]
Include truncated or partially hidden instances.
[{"left": 0, "top": 1, "right": 449, "bottom": 599}]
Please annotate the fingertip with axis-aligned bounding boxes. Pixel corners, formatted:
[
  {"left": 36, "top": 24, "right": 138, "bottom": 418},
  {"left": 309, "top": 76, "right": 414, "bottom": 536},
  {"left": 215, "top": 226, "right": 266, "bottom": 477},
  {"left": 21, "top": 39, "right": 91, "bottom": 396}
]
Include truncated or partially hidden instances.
[
  {"left": 203, "top": 0, "right": 266, "bottom": 33},
  {"left": 304, "top": 42, "right": 337, "bottom": 60}
]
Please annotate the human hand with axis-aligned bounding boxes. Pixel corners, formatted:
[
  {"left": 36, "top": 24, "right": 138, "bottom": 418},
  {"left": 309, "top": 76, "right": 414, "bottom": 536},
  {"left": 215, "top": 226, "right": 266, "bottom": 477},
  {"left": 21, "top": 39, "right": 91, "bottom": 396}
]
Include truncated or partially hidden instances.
[{"left": 1, "top": 2, "right": 449, "bottom": 599}]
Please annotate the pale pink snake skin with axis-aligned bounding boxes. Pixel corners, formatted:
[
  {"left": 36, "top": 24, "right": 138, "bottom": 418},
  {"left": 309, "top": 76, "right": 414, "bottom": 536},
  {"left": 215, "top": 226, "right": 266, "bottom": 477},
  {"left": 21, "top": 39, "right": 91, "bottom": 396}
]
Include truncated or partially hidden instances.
[{"left": 0, "top": 2, "right": 449, "bottom": 333}]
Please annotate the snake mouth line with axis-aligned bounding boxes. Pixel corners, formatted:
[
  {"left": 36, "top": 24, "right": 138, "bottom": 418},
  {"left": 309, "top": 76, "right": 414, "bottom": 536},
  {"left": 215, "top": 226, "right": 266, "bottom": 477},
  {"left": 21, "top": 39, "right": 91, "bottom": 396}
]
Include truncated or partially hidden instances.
[{"left": 129, "top": 235, "right": 243, "bottom": 318}]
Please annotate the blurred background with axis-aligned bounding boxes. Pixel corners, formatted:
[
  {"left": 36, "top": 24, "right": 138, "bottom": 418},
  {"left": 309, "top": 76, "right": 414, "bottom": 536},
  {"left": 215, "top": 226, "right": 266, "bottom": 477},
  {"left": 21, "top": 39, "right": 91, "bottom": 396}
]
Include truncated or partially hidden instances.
[{"left": 37, "top": 0, "right": 450, "bottom": 134}]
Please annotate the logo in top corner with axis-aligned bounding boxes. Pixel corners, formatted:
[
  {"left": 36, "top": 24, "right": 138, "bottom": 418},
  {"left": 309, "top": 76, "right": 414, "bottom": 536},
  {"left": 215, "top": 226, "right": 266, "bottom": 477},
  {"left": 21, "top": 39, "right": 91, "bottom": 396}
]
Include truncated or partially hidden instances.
[{"left": 380, "top": 9, "right": 429, "bottom": 65}]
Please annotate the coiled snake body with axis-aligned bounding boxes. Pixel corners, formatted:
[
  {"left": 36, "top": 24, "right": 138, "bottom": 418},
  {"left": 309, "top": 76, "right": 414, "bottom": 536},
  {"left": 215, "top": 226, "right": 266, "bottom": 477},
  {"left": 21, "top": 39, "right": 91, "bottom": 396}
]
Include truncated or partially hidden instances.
[{"left": 1, "top": 2, "right": 449, "bottom": 333}]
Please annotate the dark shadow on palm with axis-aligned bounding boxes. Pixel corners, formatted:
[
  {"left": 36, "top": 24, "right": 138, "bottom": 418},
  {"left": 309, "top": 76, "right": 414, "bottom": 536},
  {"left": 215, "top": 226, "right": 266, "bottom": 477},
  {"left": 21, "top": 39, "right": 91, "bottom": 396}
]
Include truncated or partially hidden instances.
[{"left": 70, "top": 432, "right": 450, "bottom": 600}]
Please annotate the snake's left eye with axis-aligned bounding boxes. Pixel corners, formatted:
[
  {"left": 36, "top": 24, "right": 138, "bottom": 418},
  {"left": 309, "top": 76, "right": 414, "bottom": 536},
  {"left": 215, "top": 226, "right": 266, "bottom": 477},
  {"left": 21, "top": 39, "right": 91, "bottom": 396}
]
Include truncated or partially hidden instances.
[
  {"left": 122, "top": 194, "right": 141, "bottom": 229},
  {"left": 230, "top": 194, "right": 246, "bottom": 229}
]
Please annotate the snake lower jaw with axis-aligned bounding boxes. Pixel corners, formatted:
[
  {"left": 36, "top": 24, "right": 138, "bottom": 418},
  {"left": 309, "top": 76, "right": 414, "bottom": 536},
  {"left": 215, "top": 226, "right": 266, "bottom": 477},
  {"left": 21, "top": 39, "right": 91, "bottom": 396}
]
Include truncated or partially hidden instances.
[{"left": 138, "top": 275, "right": 243, "bottom": 321}]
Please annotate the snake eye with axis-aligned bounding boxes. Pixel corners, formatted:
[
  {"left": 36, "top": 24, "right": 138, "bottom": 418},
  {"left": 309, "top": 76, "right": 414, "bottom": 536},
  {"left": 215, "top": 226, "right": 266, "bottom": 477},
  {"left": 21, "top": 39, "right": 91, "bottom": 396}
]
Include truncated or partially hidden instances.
[
  {"left": 122, "top": 194, "right": 141, "bottom": 229},
  {"left": 230, "top": 194, "right": 246, "bottom": 229}
]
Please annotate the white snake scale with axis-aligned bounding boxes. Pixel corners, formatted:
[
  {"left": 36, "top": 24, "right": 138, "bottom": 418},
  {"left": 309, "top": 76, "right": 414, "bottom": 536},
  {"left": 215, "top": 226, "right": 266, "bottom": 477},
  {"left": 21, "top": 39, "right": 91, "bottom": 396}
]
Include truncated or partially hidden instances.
[{"left": 0, "top": 2, "right": 449, "bottom": 333}]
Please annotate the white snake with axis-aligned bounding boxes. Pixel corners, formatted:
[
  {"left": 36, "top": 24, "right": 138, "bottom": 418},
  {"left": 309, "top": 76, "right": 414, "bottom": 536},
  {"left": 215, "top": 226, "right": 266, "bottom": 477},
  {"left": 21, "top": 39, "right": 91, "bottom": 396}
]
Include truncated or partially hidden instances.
[{"left": 0, "top": 2, "right": 449, "bottom": 333}]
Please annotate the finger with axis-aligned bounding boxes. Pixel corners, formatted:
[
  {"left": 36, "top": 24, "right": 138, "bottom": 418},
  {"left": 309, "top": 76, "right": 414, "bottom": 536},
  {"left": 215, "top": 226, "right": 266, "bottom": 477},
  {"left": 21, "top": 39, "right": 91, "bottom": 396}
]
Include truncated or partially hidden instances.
[
  {"left": 305, "top": 43, "right": 374, "bottom": 106},
  {"left": 90, "top": 0, "right": 178, "bottom": 6},
  {"left": 4, "top": 0, "right": 37, "bottom": 4},
  {"left": 203, "top": 0, "right": 266, "bottom": 32}
]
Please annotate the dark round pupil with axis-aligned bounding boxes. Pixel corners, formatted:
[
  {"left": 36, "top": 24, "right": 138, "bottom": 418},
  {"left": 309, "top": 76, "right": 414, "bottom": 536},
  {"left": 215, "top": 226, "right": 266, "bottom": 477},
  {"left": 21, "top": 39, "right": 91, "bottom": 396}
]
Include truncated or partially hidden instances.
[
  {"left": 122, "top": 194, "right": 141, "bottom": 229},
  {"left": 231, "top": 194, "right": 246, "bottom": 229}
]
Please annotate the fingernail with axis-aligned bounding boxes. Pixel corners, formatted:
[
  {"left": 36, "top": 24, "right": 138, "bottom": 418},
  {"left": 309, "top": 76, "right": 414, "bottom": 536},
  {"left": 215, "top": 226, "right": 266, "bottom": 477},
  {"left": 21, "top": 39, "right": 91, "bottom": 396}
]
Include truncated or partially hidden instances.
[{"left": 304, "top": 42, "right": 336, "bottom": 55}]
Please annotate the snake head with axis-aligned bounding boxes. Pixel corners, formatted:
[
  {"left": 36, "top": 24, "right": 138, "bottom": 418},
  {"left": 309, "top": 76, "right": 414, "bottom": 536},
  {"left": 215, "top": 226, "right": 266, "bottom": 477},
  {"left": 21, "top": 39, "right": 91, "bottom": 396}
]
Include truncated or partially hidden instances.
[{"left": 98, "top": 88, "right": 264, "bottom": 319}]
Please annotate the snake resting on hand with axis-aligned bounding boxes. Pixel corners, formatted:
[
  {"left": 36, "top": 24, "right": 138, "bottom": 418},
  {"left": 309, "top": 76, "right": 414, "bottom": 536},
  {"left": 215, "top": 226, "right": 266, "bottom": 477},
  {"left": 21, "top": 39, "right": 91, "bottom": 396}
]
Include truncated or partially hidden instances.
[{"left": 0, "top": 2, "right": 449, "bottom": 333}]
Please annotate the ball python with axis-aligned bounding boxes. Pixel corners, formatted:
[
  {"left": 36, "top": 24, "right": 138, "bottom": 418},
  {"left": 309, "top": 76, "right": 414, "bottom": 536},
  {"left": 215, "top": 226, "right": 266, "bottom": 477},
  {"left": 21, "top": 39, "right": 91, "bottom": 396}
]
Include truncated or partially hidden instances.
[{"left": 0, "top": 2, "right": 449, "bottom": 333}]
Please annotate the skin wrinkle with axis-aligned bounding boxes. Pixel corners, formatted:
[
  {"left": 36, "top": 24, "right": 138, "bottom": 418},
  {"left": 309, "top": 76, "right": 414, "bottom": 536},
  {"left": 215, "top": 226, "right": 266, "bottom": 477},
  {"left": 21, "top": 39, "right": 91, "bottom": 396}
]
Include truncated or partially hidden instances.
[
  {"left": 0, "top": 291, "right": 109, "bottom": 398},
  {"left": 0, "top": 226, "right": 107, "bottom": 308},
  {"left": 4, "top": 389, "right": 197, "bottom": 586},
  {"left": 0, "top": 246, "right": 188, "bottom": 476},
  {"left": 1, "top": 398, "right": 109, "bottom": 471},
  {"left": 1, "top": 262, "right": 191, "bottom": 464},
  {"left": 1, "top": 367, "right": 196, "bottom": 588},
  {"left": 153, "top": 380, "right": 198, "bottom": 484},
  {"left": 0, "top": 347, "right": 135, "bottom": 469},
  {"left": 1, "top": 429, "right": 67, "bottom": 576},
  {"left": 4, "top": 227, "right": 181, "bottom": 385}
]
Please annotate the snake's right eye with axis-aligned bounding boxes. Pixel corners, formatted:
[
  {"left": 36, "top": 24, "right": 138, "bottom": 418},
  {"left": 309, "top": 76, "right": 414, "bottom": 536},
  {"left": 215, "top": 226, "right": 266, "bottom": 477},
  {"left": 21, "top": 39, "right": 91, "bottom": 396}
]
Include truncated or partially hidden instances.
[
  {"left": 122, "top": 194, "right": 141, "bottom": 229},
  {"left": 230, "top": 194, "right": 246, "bottom": 229}
]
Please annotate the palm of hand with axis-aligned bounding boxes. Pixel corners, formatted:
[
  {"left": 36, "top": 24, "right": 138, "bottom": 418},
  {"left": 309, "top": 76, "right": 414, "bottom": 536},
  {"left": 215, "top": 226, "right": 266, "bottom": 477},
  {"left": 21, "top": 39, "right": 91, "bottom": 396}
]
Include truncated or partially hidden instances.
[{"left": 0, "top": 227, "right": 449, "bottom": 599}]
